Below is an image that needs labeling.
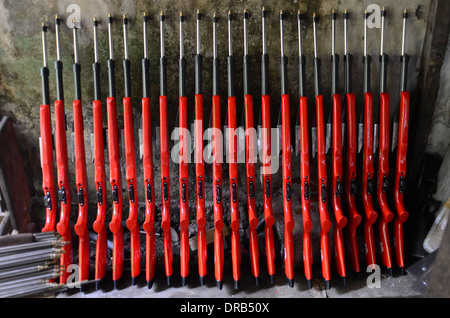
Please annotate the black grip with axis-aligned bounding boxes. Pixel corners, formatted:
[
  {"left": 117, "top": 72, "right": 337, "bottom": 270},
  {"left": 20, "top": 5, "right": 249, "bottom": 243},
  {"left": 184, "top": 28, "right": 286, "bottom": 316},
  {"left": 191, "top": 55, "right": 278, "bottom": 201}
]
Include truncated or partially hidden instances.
[
  {"left": 55, "top": 60, "right": 64, "bottom": 101},
  {"left": 41, "top": 67, "right": 50, "bottom": 105},
  {"left": 107, "top": 59, "right": 116, "bottom": 98},
  {"left": 363, "top": 55, "right": 371, "bottom": 94},
  {"left": 344, "top": 54, "right": 352, "bottom": 95},
  {"left": 73, "top": 63, "right": 82, "bottom": 101},
  {"left": 160, "top": 57, "right": 167, "bottom": 96},
  {"left": 331, "top": 54, "right": 339, "bottom": 95},
  {"left": 142, "top": 58, "right": 150, "bottom": 98},
  {"left": 195, "top": 54, "right": 203, "bottom": 95},
  {"left": 93, "top": 62, "right": 101, "bottom": 101},
  {"left": 280, "top": 56, "right": 288, "bottom": 95},
  {"left": 314, "top": 57, "right": 322, "bottom": 96}
]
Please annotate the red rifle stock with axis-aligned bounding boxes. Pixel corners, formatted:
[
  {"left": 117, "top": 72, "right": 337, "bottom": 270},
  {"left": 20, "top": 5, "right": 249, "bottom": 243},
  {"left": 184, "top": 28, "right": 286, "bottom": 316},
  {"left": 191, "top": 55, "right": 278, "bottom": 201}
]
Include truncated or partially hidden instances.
[
  {"left": 142, "top": 96, "right": 156, "bottom": 287},
  {"left": 179, "top": 95, "right": 190, "bottom": 283},
  {"left": 330, "top": 11, "right": 347, "bottom": 283},
  {"left": 243, "top": 10, "right": 259, "bottom": 284},
  {"left": 394, "top": 91, "right": 410, "bottom": 271},
  {"left": 280, "top": 12, "right": 294, "bottom": 287},
  {"left": 394, "top": 11, "right": 410, "bottom": 272},
  {"left": 123, "top": 96, "right": 141, "bottom": 282},
  {"left": 142, "top": 12, "right": 156, "bottom": 288},
  {"left": 227, "top": 13, "right": 241, "bottom": 288},
  {"left": 73, "top": 99, "right": 90, "bottom": 283},
  {"left": 377, "top": 92, "right": 394, "bottom": 271},
  {"left": 331, "top": 94, "right": 348, "bottom": 281},
  {"left": 178, "top": 14, "right": 190, "bottom": 284},
  {"left": 313, "top": 14, "right": 331, "bottom": 288},
  {"left": 160, "top": 94, "right": 173, "bottom": 283},
  {"left": 362, "top": 92, "right": 378, "bottom": 269},
  {"left": 53, "top": 16, "right": 72, "bottom": 284},
  {"left": 244, "top": 94, "right": 259, "bottom": 282},
  {"left": 92, "top": 20, "right": 107, "bottom": 286},
  {"left": 195, "top": 11, "right": 207, "bottom": 284},
  {"left": 261, "top": 8, "right": 276, "bottom": 282},
  {"left": 159, "top": 13, "right": 173, "bottom": 284},
  {"left": 377, "top": 9, "right": 394, "bottom": 272},
  {"left": 106, "top": 14, "right": 124, "bottom": 288},
  {"left": 107, "top": 95, "right": 124, "bottom": 286},
  {"left": 345, "top": 93, "right": 362, "bottom": 274},
  {"left": 195, "top": 93, "right": 207, "bottom": 282}
]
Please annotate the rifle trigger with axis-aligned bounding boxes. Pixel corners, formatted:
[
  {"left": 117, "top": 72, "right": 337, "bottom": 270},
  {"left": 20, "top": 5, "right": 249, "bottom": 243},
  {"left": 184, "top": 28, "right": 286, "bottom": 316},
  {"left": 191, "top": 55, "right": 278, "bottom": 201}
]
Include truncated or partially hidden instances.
[
  {"left": 182, "top": 183, "right": 187, "bottom": 202},
  {"left": 286, "top": 182, "right": 292, "bottom": 201},
  {"left": 232, "top": 183, "right": 237, "bottom": 203},
  {"left": 382, "top": 176, "right": 389, "bottom": 193},
  {"left": 97, "top": 186, "right": 103, "bottom": 205},
  {"left": 304, "top": 181, "right": 310, "bottom": 200},
  {"left": 44, "top": 192, "right": 52, "bottom": 210},
  {"left": 336, "top": 180, "right": 343, "bottom": 198},
  {"left": 146, "top": 183, "right": 152, "bottom": 202},
  {"left": 216, "top": 184, "right": 222, "bottom": 203},
  {"left": 77, "top": 187, "right": 84, "bottom": 206},
  {"left": 350, "top": 178, "right": 357, "bottom": 196},
  {"left": 128, "top": 183, "right": 135, "bottom": 202},
  {"left": 367, "top": 177, "right": 374, "bottom": 195},
  {"left": 58, "top": 186, "right": 66, "bottom": 204},
  {"left": 265, "top": 178, "right": 271, "bottom": 198},
  {"left": 163, "top": 182, "right": 169, "bottom": 201},
  {"left": 249, "top": 181, "right": 255, "bottom": 199}
]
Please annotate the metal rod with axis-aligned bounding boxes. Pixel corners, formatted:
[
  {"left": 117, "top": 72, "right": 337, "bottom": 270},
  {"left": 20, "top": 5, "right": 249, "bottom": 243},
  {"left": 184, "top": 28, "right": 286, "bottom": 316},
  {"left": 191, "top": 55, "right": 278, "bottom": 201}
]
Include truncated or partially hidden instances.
[
  {"left": 380, "top": 7, "right": 385, "bottom": 56},
  {"left": 280, "top": 10, "right": 284, "bottom": 57},
  {"left": 262, "top": 7, "right": 267, "bottom": 55},
  {"left": 123, "top": 15, "right": 129, "bottom": 60},
  {"left": 108, "top": 13, "right": 114, "bottom": 60},
  {"left": 180, "top": 12, "right": 184, "bottom": 59},
  {"left": 93, "top": 17, "right": 99, "bottom": 63},
  {"left": 228, "top": 11, "right": 233, "bottom": 57},
  {"left": 143, "top": 12, "right": 148, "bottom": 59},
  {"left": 331, "top": 9, "right": 336, "bottom": 56},
  {"left": 243, "top": 9, "right": 248, "bottom": 56},
  {"left": 402, "top": 9, "right": 407, "bottom": 57},
  {"left": 213, "top": 13, "right": 217, "bottom": 59},
  {"left": 55, "top": 15, "right": 61, "bottom": 61},
  {"left": 364, "top": 10, "right": 367, "bottom": 58},
  {"left": 298, "top": 11, "right": 303, "bottom": 57},
  {"left": 160, "top": 11, "right": 165, "bottom": 58},
  {"left": 344, "top": 10, "right": 348, "bottom": 55}
]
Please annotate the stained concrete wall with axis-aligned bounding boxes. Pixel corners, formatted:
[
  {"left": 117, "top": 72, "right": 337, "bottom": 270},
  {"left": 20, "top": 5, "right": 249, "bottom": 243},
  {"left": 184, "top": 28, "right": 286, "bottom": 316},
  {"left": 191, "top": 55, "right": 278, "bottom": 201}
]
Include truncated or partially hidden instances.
[{"left": 0, "top": 0, "right": 444, "bottom": 267}]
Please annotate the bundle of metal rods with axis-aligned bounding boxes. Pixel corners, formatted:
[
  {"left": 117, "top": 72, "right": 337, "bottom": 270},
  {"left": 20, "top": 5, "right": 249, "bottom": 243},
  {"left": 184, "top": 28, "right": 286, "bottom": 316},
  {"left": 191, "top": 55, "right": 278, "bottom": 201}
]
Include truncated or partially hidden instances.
[{"left": 0, "top": 232, "right": 67, "bottom": 298}]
